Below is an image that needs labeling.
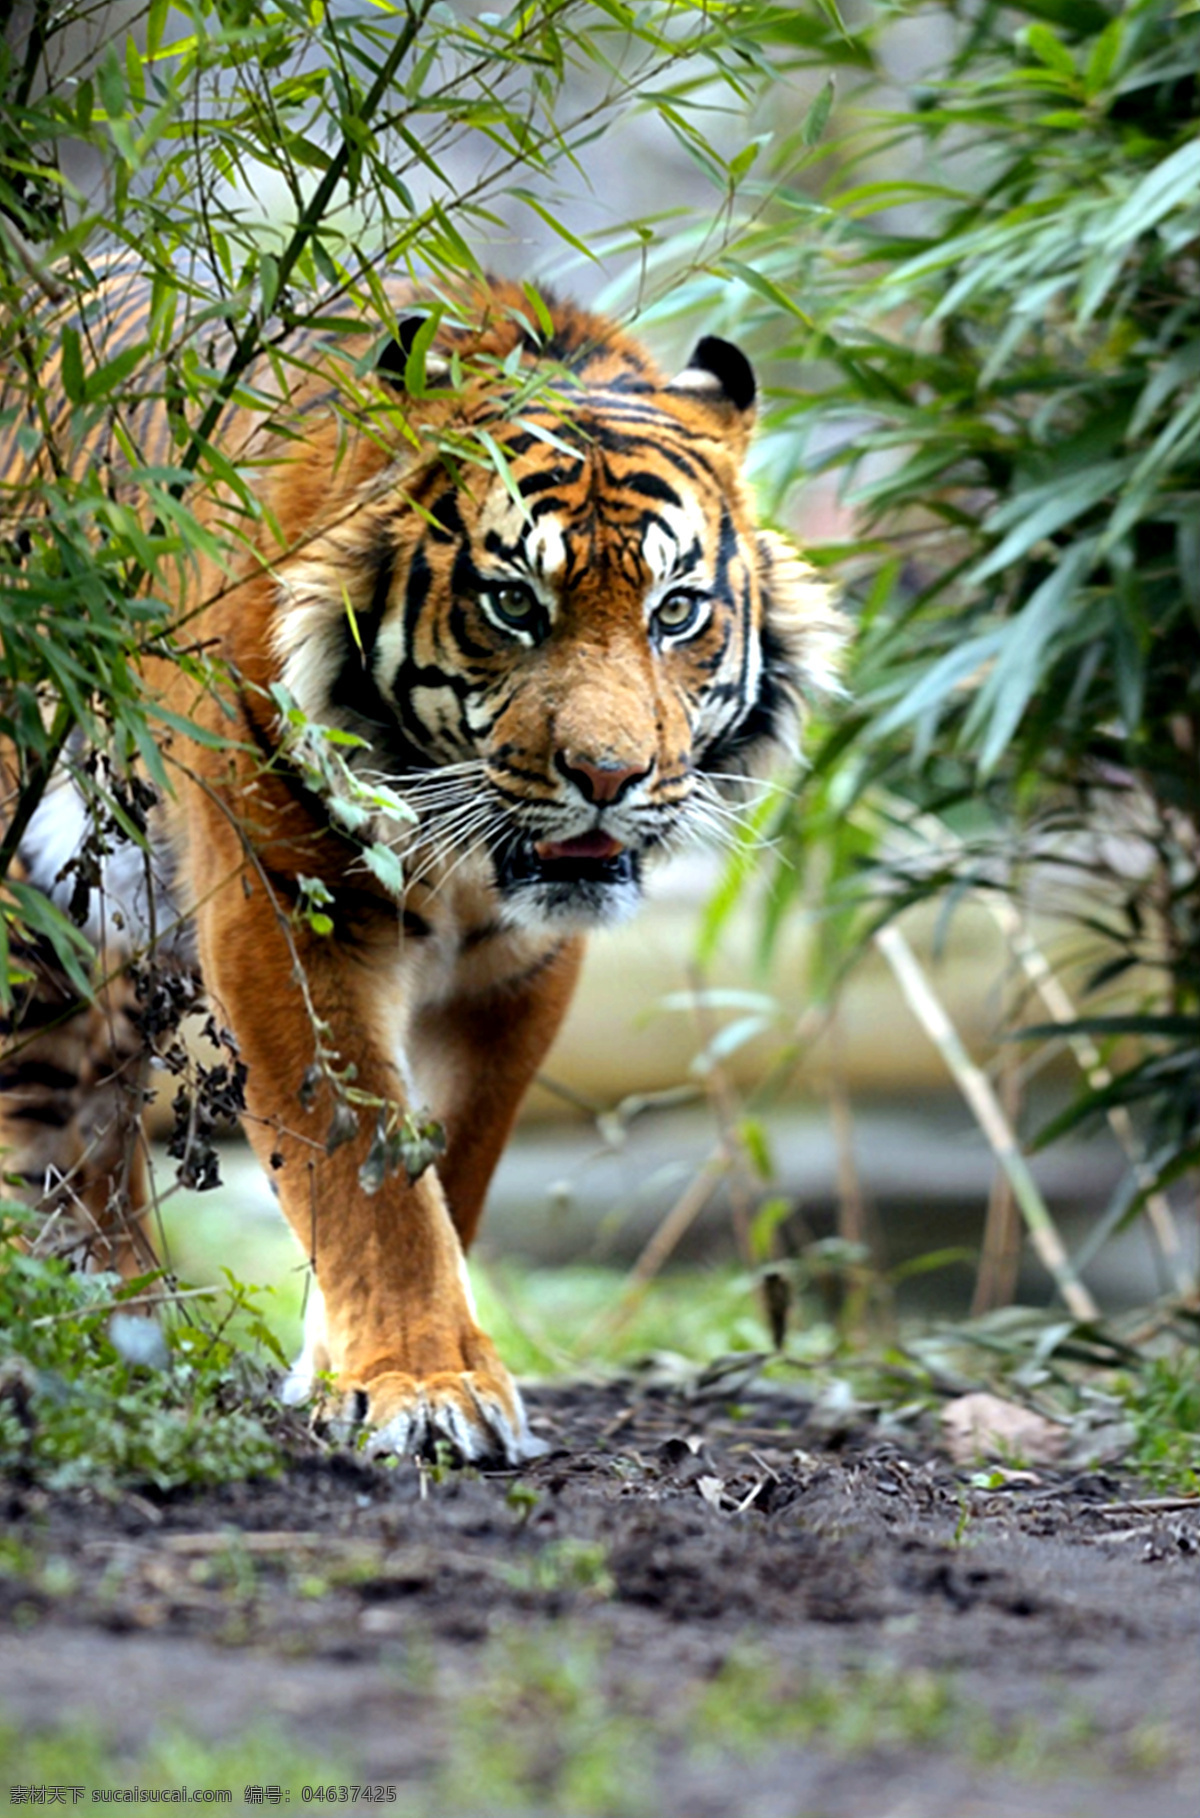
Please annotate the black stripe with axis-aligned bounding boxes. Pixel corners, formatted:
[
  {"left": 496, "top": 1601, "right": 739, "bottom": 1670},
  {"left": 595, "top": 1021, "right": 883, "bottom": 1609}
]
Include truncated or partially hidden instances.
[
  {"left": 519, "top": 465, "right": 582, "bottom": 500},
  {"left": 446, "top": 603, "right": 497, "bottom": 663},
  {"left": 692, "top": 619, "right": 733, "bottom": 678},
  {"left": 461, "top": 919, "right": 503, "bottom": 951},
  {"left": 364, "top": 526, "right": 396, "bottom": 653},
  {"left": 618, "top": 470, "right": 684, "bottom": 508},
  {"left": 700, "top": 618, "right": 791, "bottom": 773},
  {"left": 428, "top": 491, "right": 465, "bottom": 542},
  {"left": 0, "top": 992, "right": 88, "bottom": 1033},
  {"left": 328, "top": 525, "right": 394, "bottom": 726},
  {"left": 7, "top": 1101, "right": 73, "bottom": 1127},
  {"left": 487, "top": 769, "right": 556, "bottom": 803},
  {"left": 587, "top": 421, "right": 709, "bottom": 480},
  {"left": 714, "top": 509, "right": 750, "bottom": 714},
  {"left": 402, "top": 543, "right": 433, "bottom": 651},
  {"left": 495, "top": 936, "right": 571, "bottom": 995},
  {"left": 0, "top": 1061, "right": 79, "bottom": 1092}
]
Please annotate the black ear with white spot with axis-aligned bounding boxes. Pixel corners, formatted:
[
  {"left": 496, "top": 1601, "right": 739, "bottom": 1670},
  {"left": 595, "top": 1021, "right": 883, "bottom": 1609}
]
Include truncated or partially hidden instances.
[
  {"left": 376, "top": 315, "right": 451, "bottom": 391},
  {"left": 667, "top": 335, "right": 757, "bottom": 416}
]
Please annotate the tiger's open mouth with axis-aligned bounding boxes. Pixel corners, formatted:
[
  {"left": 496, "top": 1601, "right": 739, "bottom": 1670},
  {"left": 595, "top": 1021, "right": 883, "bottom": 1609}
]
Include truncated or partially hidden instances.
[
  {"left": 494, "top": 830, "right": 642, "bottom": 927},
  {"left": 535, "top": 830, "right": 625, "bottom": 865},
  {"left": 500, "top": 830, "right": 635, "bottom": 889}
]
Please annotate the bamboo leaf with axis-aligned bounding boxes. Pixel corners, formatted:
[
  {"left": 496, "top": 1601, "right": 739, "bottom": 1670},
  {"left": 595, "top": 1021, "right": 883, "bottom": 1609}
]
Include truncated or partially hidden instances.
[
  {"left": 970, "top": 468, "right": 1122, "bottom": 584},
  {"left": 964, "top": 542, "right": 1096, "bottom": 774},
  {"left": 1102, "top": 138, "right": 1200, "bottom": 249}
]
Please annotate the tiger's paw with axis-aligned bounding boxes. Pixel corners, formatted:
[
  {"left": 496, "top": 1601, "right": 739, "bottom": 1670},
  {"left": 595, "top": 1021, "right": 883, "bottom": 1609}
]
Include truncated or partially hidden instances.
[
  {"left": 341, "top": 1367, "right": 548, "bottom": 1467},
  {"left": 279, "top": 1284, "right": 545, "bottom": 1465}
]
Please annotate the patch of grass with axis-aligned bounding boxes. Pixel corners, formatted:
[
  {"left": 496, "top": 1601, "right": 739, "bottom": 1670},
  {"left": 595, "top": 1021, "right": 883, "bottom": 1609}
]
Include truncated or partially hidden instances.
[
  {"left": 415, "top": 1632, "right": 1116, "bottom": 1811},
  {"left": 1118, "top": 1354, "right": 1200, "bottom": 1493},
  {"left": 3, "top": 1155, "right": 805, "bottom": 1501},
  {"left": 0, "top": 1537, "right": 78, "bottom": 1606},
  {"left": 158, "top": 1138, "right": 800, "bottom": 1375},
  {"left": 689, "top": 1650, "right": 1104, "bottom": 1772},
  {"left": 61, "top": 1141, "right": 1200, "bottom": 1504},
  {"left": 1, "top": 1717, "right": 354, "bottom": 1801},
  {"left": 692, "top": 1652, "right": 957, "bottom": 1756},
  {"left": 890, "top": 1311, "right": 1200, "bottom": 1489},
  {"left": 155, "top": 1177, "right": 308, "bottom": 1356},
  {"left": 436, "top": 1630, "right": 653, "bottom": 1817},
  {"left": 1122, "top": 1720, "right": 1191, "bottom": 1777},
  {"left": 161, "top": 1161, "right": 788, "bottom": 1375},
  {"left": 0, "top": 1631, "right": 1152, "bottom": 1816},
  {"left": 0, "top": 1216, "right": 284, "bottom": 1495}
]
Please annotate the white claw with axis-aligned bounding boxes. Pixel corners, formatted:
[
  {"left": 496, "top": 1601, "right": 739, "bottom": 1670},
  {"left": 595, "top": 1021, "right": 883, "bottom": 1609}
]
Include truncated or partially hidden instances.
[{"left": 309, "top": 1363, "right": 547, "bottom": 1467}]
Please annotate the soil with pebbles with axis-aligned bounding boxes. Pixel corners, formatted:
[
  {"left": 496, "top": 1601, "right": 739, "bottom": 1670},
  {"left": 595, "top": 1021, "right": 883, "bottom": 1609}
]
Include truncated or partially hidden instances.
[{"left": 0, "top": 1377, "right": 1196, "bottom": 1817}]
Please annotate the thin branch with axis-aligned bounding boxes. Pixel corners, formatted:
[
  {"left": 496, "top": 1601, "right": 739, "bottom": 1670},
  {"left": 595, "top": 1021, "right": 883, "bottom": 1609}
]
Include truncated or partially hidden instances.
[{"left": 586, "top": 1154, "right": 727, "bottom": 1344}]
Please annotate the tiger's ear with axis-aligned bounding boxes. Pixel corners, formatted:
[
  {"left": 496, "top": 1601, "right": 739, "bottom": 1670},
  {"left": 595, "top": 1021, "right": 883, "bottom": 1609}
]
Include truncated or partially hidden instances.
[
  {"left": 376, "top": 315, "right": 452, "bottom": 393},
  {"left": 666, "top": 335, "right": 757, "bottom": 430}
]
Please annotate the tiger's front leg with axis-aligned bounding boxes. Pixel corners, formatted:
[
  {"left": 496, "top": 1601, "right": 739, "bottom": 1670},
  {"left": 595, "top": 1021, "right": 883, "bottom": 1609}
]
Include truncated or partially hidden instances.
[{"left": 196, "top": 887, "right": 567, "bottom": 1465}]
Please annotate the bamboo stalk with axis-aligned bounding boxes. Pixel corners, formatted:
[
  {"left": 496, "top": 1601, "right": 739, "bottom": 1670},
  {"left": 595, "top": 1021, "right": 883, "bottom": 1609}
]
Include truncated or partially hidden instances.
[
  {"left": 874, "top": 922, "right": 1099, "bottom": 1320},
  {"left": 902, "top": 801, "right": 1194, "bottom": 1298},
  {"left": 972, "top": 1011, "right": 1023, "bottom": 1315},
  {"left": 990, "top": 897, "right": 1196, "bottom": 1298}
]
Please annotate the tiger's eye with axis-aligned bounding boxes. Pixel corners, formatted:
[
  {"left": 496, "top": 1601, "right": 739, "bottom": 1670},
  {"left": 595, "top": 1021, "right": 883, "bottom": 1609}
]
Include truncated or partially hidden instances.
[
  {"left": 654, "top": 590, "right": 705, "bottom": 636},
  {"left": 484, "top": 582, "right": 539, "bottom": 628}
]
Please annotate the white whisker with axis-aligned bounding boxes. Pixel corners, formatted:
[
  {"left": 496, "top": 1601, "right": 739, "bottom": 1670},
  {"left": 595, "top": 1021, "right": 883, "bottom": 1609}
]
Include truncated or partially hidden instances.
[
  {"left": 420, "top": 822, "right": 503, "bottom": 894},
  {"left": 404, "top": 794, "right": 506, "bottom": 885}
]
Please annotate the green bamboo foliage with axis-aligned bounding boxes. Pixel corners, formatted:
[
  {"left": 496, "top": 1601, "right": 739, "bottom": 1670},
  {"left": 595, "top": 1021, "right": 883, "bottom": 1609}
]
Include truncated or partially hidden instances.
[
  {"left": 0, "top": 0, "right": 789, "bottom": 997},
  {"left": 694, "top": 0, "right": 1200, "bottom": 1226}
]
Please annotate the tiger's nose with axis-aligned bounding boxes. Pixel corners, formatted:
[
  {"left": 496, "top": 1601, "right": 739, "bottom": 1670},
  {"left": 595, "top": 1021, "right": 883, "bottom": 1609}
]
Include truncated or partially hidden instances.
[{"left": 556, "top": 751, "right": 654, "bottom": 805}]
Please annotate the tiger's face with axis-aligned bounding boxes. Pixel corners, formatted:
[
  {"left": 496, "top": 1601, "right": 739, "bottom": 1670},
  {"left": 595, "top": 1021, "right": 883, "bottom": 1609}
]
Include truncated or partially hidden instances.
[{"left": 273, "top": 308, "right": 843, "bottom": 931}]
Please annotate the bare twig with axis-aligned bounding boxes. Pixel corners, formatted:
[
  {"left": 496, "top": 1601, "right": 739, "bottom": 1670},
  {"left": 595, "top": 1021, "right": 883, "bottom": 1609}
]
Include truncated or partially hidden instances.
[
  {"left": 29, "top": 1284, "right": 221, "bottom": 1327},
  {"left": 1096, "top": 1495, "right": 1200, "bottom": 1514}
]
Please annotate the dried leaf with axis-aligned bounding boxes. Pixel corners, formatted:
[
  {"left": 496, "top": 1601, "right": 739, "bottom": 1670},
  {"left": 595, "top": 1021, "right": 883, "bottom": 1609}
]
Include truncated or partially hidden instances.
[
  {"left": 324, "top": 1102, "right": 359, "bottom": 1155},
  {"left": 696, "top": 1475, "right": 727, "bottom": 1510},
  {"left": 941, "top": 1391, "right": 1067, "bottom": 1465}
]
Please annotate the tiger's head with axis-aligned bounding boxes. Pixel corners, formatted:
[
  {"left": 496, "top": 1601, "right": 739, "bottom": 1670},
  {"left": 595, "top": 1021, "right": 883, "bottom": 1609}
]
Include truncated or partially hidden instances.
[{"left": 271, "top": 285, "right": 845, "bottom": 930}]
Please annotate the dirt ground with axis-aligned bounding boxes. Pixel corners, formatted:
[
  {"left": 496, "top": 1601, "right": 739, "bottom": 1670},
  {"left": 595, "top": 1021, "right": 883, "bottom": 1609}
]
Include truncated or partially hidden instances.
[{"left": 0, "top": 1375, "right": 1197, "bottom": 1817}]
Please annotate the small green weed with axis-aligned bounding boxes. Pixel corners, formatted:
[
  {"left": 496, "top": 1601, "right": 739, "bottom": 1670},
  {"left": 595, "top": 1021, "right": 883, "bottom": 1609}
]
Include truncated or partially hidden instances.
[
  {"left": 501, "top": 1538, "right": 614, "bottom": 1600},
  {"left": 505, "top": 1481, "right": 541, "bottom": 1523},
  {"left": 424, "top": 1631, "right": 1112, "bottom": 1812},
  {"left": 1118, "top": 1354, "right": 1200, "bottom": 1493}
]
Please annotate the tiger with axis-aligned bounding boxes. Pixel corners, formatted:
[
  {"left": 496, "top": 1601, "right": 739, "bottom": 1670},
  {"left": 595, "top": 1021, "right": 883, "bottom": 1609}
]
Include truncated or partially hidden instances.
[{"left": 0, "top": 263, "right": 845, "bottom": 1464}]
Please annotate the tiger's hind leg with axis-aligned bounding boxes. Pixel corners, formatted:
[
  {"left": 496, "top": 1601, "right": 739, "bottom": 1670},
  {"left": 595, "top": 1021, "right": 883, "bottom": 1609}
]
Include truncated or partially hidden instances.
[
  {"left": 0, "top": 948, "right": 156, "bottom": 1282},
  {"left": 72, "top": 977, "right": 157, "bottom": 1280}
]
